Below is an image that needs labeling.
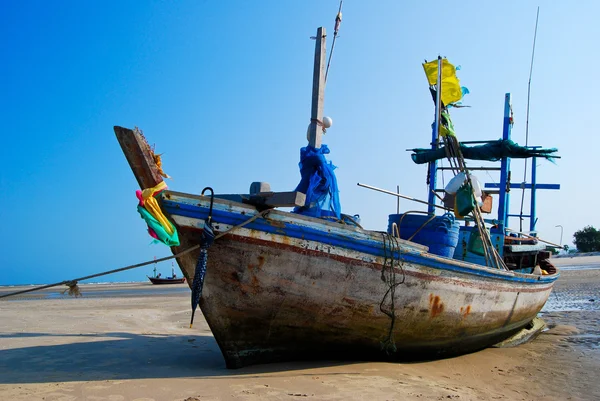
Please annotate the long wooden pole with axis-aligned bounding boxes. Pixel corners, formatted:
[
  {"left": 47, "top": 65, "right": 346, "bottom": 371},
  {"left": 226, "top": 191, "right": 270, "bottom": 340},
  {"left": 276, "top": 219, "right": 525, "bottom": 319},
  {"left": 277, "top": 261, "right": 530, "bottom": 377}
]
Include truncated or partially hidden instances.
[
  {"left": 308, "top": 27, "right": 327, "bottom": 149},
  {"left": 505, "top": 228, "right": 564, "bottom": 249},
  {"left": 357, "top": 183, "right": 451, "bottom": 212}
]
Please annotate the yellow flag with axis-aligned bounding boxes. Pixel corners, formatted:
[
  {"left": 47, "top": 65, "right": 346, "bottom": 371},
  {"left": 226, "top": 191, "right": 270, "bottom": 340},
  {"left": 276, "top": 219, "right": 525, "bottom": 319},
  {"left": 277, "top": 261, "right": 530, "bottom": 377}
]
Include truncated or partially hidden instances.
[{"left": 423, "top": 59, "right": 463, "bottom": 106}]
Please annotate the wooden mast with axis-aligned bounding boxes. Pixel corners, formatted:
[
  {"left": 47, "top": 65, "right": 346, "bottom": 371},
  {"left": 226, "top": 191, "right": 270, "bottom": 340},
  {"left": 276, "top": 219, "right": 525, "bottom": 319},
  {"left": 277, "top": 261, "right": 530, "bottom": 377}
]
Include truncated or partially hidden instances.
[{"left": 308, "top": 27, "right": 327, "bottom": 149}]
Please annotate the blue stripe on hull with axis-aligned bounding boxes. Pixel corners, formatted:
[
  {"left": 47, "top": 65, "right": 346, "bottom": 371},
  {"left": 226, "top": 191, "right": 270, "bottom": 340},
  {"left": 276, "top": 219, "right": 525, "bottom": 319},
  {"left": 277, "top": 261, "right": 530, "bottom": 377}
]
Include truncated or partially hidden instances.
[{"left": 162, "top": 198, "right": 558, "bottom": 286}]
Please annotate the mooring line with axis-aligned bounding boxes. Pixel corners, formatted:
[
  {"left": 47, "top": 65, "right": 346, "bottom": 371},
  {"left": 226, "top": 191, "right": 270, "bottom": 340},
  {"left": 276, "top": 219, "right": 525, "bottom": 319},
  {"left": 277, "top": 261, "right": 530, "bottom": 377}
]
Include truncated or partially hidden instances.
[
  {"left": 0, "top": 209, "right": 270, "bottom": 300},
  {"left": 0, "top": 246, "right": 200, "bottom": 300}
]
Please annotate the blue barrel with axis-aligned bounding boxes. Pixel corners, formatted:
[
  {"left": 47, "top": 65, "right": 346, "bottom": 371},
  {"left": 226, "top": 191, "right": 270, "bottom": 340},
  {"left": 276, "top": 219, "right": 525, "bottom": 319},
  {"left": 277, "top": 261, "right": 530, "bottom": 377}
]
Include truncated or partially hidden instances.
[{"left": 387, "top": 213, "right": 460, "bottom": 258}]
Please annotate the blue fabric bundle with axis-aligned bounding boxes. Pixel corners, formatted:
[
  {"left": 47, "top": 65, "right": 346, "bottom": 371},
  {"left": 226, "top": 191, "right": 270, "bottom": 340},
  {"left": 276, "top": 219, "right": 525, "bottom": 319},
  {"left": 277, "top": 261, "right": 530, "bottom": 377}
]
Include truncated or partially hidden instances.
[{"left": 293, "top": 144, "right": 341, "bottom": 219}]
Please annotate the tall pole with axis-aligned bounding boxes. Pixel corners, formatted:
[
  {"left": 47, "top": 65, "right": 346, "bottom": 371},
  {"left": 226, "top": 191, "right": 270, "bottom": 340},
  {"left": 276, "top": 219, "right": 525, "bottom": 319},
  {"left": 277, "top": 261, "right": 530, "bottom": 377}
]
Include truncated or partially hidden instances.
[
  {"left": 427, "top": 56, "right": 442, "bottom": 215},
  {"left": 555, "top": 224, "right": 563, "bottom": 246},
  {"left": 530, "top": 156, "right": 537, "bottom": 232},
  {"left": 498, "top": 93, "right": 512, "bottom": 231},
  {"left": 308, "top": 27, "right": 327, "bottom": 149}
]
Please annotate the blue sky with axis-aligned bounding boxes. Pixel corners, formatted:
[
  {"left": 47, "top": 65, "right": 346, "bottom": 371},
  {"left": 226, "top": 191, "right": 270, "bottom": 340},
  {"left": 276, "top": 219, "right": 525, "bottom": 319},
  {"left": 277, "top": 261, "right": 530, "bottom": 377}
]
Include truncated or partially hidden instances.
[{"left": 1, "top": 1, "right": 598, "bottom": 285}]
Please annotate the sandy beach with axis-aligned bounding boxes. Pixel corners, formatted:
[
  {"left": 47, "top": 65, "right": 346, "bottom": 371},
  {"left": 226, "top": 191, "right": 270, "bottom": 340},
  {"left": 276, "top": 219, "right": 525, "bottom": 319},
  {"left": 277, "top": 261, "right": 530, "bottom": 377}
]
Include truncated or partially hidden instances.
[{"left": 1, "top": 257, "right": 599, "bottom": 401}]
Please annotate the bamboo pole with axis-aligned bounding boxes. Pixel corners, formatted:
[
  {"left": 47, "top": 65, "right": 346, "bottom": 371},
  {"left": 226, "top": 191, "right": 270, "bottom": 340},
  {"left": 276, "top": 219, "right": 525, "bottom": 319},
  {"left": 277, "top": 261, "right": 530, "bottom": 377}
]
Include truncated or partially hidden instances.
[
  {"left": 505, "top": 228, "right": 564, "bottom": 249},
  {"left": 357, "top": 183, "right": 451, "bottom": 212}
]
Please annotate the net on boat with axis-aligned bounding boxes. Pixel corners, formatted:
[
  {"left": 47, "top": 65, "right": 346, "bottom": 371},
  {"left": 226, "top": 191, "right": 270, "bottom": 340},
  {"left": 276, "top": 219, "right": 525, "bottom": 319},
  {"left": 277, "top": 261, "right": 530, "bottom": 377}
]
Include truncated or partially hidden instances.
[{"left": 410, "top": 139, "right": 558, "bottom": 164}]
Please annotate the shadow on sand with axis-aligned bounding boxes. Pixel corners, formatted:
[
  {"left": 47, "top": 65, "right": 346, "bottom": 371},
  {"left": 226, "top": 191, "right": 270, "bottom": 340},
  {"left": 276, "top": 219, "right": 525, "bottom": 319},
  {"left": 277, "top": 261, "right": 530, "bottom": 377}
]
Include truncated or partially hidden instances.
[{"left": 0, "top": 332, "right": 361, "bottom": 384}]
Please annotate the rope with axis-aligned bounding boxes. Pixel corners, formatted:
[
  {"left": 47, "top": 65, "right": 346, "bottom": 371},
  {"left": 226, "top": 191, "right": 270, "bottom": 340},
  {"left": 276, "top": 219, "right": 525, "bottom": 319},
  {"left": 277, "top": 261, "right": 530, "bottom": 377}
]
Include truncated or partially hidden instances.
[
  {"left": 445, "top": 135, "right": 508, "bottom": 270},
  {"left": 324, "top": 0, "right": 343, "bottom": 83},
  {"left": 0, "top": 248, "right": 198, "bottom": 300},
  {"left": 379, "top": 231, "right": 406, "bottom": 354},
  {"left": 431, "top": 95, "right": 503, "bottom": 268},
  {"left": 310, "top": 118, "right": 327, "bottom": 134},
  {"left": 0, "top": 209, "right": 271, "bottom": 300}
]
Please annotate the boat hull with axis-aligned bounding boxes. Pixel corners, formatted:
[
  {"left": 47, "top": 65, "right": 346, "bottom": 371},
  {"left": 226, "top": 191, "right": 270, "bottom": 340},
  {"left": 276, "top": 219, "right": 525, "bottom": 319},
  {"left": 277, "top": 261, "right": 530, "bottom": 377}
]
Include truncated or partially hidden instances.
[
  {"left": 163, "top": 191, "right": 558, "bottom": 368},
  {"left": 147, "top": 277, "right": 186, "bottom": 285}
]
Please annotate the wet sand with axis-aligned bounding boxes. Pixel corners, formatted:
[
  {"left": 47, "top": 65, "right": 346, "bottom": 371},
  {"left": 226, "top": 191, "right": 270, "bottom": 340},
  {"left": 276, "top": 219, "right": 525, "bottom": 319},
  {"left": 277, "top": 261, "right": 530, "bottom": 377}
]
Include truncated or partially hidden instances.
[{"left": 1, "top": 257, "right": 599, "bottom": 401}]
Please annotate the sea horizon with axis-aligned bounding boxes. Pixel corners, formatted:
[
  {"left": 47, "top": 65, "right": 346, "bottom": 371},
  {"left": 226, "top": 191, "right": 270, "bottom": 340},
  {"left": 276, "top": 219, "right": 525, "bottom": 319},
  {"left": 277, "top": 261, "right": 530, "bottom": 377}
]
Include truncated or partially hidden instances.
[{"left": 0, "top": 280, "right": 149, "bottom": 288}]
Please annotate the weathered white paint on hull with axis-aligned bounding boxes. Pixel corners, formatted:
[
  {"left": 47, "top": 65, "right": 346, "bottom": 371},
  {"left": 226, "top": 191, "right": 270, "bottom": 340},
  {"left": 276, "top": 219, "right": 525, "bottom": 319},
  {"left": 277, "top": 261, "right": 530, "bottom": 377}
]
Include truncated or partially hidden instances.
[{"left": 163, "top": 191, "right": 557, "bottom": 368}]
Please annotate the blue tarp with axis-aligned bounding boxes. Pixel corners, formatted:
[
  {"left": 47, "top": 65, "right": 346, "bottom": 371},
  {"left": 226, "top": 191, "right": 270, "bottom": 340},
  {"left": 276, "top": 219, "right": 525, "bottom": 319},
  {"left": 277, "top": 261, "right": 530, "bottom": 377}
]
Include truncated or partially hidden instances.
[{"left": 293, "top": 144, "right": 341, "bottom": 220}]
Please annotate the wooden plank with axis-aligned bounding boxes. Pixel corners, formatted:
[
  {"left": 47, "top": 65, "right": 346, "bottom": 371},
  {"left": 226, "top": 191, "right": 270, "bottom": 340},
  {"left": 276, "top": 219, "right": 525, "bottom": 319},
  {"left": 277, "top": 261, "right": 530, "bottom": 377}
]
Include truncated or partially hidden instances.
[
  {"left": 214, "top": 191, "right": 306, "bottom": 208},
  {"left": 485, "top": 183, "right": 560, "bottom": 190},
  {"left": 251, "top": 191, "right": 306, "bottom": 208},
  {"left": 249, "top": 182, "right": 271, "bottom": 194},
  {"left": 308, "top": 27, "right": 326, "bottom": 149},
  {"left": 114, "top": 126, "right": 164, "bottom": 189},
  {"left": 505, "top": 243, "right": 547, "bottom": 253}
]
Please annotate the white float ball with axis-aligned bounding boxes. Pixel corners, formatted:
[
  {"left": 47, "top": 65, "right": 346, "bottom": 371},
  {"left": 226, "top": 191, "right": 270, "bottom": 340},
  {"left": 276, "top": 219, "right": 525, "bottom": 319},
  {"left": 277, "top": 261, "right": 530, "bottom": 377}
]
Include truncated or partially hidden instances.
[{"left": 323, "top": 116, "right": 333, "bottom": 128}]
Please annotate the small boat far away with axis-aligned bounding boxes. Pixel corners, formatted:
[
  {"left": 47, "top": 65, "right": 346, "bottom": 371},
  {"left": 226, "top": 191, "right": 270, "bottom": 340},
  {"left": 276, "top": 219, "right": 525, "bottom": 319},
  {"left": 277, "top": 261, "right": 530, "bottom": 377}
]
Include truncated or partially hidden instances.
[{"left": 147, "top": 260, "right": 186, "bottom": 285}]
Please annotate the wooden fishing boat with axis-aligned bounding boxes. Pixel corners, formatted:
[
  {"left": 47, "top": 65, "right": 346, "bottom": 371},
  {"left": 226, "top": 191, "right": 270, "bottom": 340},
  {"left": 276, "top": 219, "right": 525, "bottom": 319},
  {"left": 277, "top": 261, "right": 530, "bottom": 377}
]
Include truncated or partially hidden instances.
[{"left": 114, "top": 26, "right": 560, "bottom": 369}]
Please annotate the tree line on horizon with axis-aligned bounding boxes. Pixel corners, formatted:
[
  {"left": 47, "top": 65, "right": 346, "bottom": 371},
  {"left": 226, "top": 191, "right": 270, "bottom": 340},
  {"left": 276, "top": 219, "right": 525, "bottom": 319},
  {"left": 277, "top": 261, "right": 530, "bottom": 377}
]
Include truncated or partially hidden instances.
[{"left": 572, "top": 225, "right": 600, "bottom": 253}]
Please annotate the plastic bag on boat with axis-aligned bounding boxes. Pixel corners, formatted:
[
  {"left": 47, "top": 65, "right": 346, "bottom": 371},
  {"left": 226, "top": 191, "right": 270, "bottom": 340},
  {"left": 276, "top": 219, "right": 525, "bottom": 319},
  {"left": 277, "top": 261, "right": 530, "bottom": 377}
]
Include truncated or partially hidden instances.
[
  {"left": 293, "top": 144, "right": 341, "bottom": 219},
  {"left": 454, "top": 182, "right": 475, "bottom": 218},
  {"left": 467, "top": 228, "right": 490, "bottom": 256},
  {"left": 445, "top": 173, "right": 482, "bottom": 197},
  {"left": 445, "top": 172, "right": 466, "bottom": 194},
  {"left": 470, "top": 175, "right": 483, "bottom": 206},
  {"left": 471, "top": 175, "right": 482, "bottom": 198}
]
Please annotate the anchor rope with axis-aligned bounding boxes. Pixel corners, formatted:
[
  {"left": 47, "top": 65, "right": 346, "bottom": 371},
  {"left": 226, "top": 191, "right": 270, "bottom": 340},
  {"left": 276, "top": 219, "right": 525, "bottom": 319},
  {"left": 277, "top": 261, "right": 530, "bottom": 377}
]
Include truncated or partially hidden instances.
[
  {"left": 0, "top": 209, "right": 271, "bottom": 300},
  {"left": 324, "top": 0, "right": 343, "bottom": 83},
  {"left": 379, "top": 231, "right": 406, "bottom": 354}
]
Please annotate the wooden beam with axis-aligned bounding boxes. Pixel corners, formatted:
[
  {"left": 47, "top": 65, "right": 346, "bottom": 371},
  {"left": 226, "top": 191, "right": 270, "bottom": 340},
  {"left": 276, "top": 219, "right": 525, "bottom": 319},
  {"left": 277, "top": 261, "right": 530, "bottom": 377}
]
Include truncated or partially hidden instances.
[
  {"left": 438, "top": 167, "right": 502, "bottom": 171},
  {"left": 214, "top": 191, "right": 306, "bottom": 208},
  {"left": 250, "top": 191, "right": 306, "bottom": 208},
  {"left": 114, "top": 126, "right": 164, "bottom": 189},
  {"left": 485, "top": 183, "right": 560, "bottom": 190},
  {"left": 505, "top": 243, "right": 547, "bottom": 253},
  {"left": 308, "top": 27, "right": 326, "bottom": 149}
]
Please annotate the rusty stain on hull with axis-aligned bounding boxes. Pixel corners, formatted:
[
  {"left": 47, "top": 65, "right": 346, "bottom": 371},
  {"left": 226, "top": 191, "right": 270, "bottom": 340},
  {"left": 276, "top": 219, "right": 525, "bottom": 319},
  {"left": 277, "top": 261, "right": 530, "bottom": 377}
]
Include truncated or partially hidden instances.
[
  {"left": 248, "top": 255, "right": 266, "bottom": 271},
  {"left": 429, "top": 294, "right": 445, "bottom": 318},
  {"left": 460, "top": 305, "right": 472, "bottom": 318}
]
